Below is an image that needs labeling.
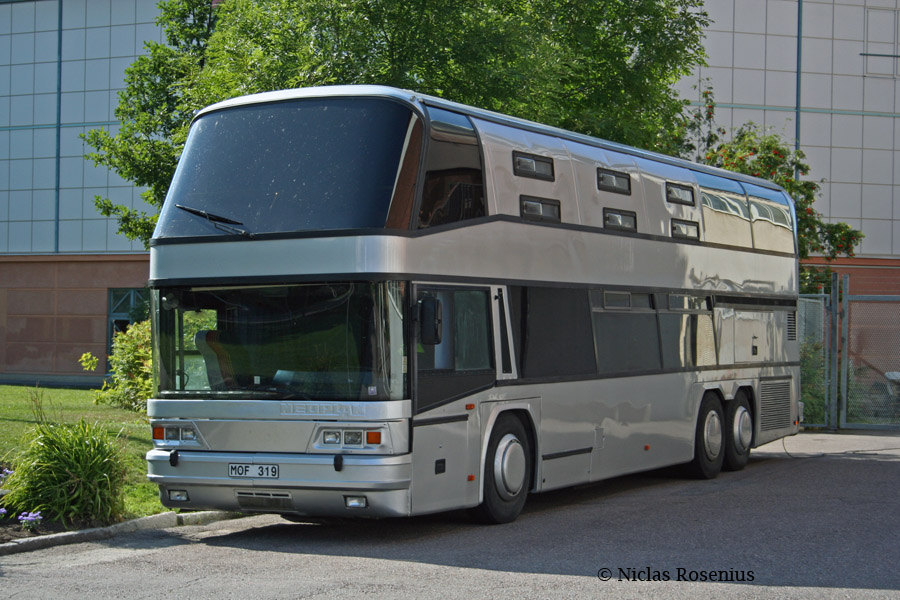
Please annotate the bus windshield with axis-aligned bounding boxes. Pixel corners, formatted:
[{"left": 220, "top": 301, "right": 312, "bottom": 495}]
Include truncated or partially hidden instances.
[
  {"left": 154, "top": 97, "right": 416, "bottom": 238},
  {"left": 152, "top": 282, "right": 407, "bottom": 401}
]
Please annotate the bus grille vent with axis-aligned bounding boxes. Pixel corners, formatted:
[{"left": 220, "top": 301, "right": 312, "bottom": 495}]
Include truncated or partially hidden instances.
[
  {"left": 787, "top": 312, "right": 797, "bottom": 341},
  {"left": 759, "top": 379, "right": 793, "bottom": 431},
  {"left": 236, "top": 490, "right": 293, "bottom": 510}
]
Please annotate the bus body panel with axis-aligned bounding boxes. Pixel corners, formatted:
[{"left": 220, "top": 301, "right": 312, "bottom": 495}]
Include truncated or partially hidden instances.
[
  {"left": 150, "top": 224, "right": 796, "bottom": 297},
  {"left": 147, "top": 449, "right": 413, "bottom": 517}
]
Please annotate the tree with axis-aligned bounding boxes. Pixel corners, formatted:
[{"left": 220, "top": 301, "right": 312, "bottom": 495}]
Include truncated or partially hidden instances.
[
  {"left": 680, "top": 89, "right": 863, "bottom": 292},
  {"left": 85, "top": 0, "right": 709, "bottom": 247}
]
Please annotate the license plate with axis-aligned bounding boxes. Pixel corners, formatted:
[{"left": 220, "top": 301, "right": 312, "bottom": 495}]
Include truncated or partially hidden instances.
[{"left": 228, "top": 463, "right": 279, "bottom": 479}]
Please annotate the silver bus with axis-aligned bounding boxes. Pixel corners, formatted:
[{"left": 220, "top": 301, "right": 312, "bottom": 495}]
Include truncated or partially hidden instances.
[{"left": 147, "top": 85, "right": 800, "bottom": 523}]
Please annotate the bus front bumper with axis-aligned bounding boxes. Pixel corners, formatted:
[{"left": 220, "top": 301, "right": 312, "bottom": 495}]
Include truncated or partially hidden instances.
[{"left": 146, "top": 449, "right": 412, "bottom": 518}]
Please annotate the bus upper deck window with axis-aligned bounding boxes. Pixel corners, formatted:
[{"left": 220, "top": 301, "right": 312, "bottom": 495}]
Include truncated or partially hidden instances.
[
  {"left": 418, "top": 107, "right": 486, "bottom": 229},
  {"left": 521, "top": 195, "right": 561, "bottom": 223},
  {"left": 666, "top": 182, "right": 695, "bottom": 206},
  {"left": 513, "top": 151, "right": 555, "bottom": 181},
  {"left": 597, "top": 168, "right": 631, "bottom": 195}
]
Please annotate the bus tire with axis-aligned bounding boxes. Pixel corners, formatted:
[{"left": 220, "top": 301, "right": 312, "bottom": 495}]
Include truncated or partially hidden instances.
[
  {"left": 723, "top": 391, "right": 753, "bottom": 471},
  {"left": 687, "top": 393, "right": 725, "bottom": 479},
  {"left": 472, "top": 414, "right": 532, "bottom": 524}
]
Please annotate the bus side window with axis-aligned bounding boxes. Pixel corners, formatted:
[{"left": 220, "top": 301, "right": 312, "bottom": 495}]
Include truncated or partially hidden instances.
[
  {"left": 507, "top": 286, "right": 596, "bottom": 379},
  {"left": 418, "top": 108, "right": 486, "bottom": 229},
  {"left": 417, "top": 288, "right": 495, "bottom": 412}
]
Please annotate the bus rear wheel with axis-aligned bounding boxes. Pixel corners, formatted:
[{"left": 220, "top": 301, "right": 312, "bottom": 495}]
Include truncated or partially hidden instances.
[
  {"left": 723, "top": 391, "right": 753, "bottom": 471},
  {"left": 472, "top": 414, "right": 532, "bottom": 524},
  {"left": 686, "top": 393, "right": 725, "bottom": 479}
]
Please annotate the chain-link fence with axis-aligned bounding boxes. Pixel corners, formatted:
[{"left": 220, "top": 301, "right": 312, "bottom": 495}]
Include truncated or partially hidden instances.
[
  {"left": 799, "top": 277, "right": 900, "bottom": 430},
  {"left": 843, "top": 297, "right": 900, "bottom": 428},
  {"left": 798, "top": 296, "right": 830, "bottom": 427}
]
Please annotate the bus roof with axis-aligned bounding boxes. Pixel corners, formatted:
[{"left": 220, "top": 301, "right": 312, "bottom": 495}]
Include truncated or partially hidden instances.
[{"left": 195, "top": 84, "right": 789, "bottom": 198}]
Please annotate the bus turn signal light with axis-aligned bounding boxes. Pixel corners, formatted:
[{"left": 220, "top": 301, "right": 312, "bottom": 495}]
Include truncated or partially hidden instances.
[{"left": 366, "top": 431, "right": 381, "bottom": 445}]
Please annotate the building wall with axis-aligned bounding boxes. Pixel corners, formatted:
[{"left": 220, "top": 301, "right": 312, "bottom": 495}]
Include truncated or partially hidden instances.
[
  {"left": 0, "top": 0, "right": 161, "bottom": 385},
  {"left": 0, "top": 253, "right": 149, "bottom": 385},
  {"left": 677, "top": 0, "right": 900, "bottom": 269}
]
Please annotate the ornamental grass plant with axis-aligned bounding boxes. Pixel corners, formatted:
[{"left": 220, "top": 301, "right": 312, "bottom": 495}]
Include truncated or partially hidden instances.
[{"left": 0, "top": 390, "right": 127, "bottom": 528}]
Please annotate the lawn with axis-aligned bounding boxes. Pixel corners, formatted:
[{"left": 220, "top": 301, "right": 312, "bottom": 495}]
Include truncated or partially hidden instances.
[{"left": 0, "top": 385, "right": 163, "bottom": 520}]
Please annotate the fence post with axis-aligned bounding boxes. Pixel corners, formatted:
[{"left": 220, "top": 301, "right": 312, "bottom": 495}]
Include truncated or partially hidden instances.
[
  {"left": 828, "top": 272, "right": 840, "bottom": 429},
  {"left": 839, "top": 274, "right": 850, "bottom": 428}
]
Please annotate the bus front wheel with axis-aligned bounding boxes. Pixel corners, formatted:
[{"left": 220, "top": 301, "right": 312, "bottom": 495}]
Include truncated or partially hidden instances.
[
  {"left": 723, "top": 391, "right": 753, "bottom": 471},
  {"left": 472, "top": 414, "right": 532, "bottom": 524},
  {"left": 687, "top": 393, "right": 725, "bottom": 479}
]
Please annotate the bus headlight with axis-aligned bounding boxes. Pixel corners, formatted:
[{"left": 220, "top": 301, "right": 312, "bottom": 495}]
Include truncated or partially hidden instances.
[
  {"left": 343, "top": 430, "right": 363, "bottom": 446},
  {"left": 151, "top": 423, "right": 202, "bottom": 448},
  {"left": 314, "top": 425, "right": 389, "bottom": 452}
]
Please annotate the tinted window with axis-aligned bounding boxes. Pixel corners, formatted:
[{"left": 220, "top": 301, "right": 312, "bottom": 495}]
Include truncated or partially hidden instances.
[
  {"left": 156, "top": 98, "right": 414, "bottom": 238},
  {"left": 508, "top": 286, "right": 596, "bottom": 379},
  {"left": 700, "top": 189, "right": 753, "bottom": 248},
  {"left": 418, "top": 108, "right": 486, "bottom": 229},
  {"left": 417, "top": 288, "right": 494, "bottom": 411},
  {"left": 659, "top": 313, "right": 716, "bottom": 368},
  {"left": 749, "top": 195, "right": 795, "bottom": 253},
  {"left": 593, "top": 312, "right": 661, "bottom": 374}
]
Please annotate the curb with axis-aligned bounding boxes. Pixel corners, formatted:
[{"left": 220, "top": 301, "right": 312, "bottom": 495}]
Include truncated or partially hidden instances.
[{"left": 0, "top": 510, "right": 241, "bottom": 557}]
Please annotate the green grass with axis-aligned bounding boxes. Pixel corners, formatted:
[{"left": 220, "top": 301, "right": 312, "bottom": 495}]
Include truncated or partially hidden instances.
[{"left": 0, "top": 385, "right": 164, "bottom": 521}]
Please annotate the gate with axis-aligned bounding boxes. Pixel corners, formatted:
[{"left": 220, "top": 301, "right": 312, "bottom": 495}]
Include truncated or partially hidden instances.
[{"left": 800, "top": 274, "right": 900, "bottom": 430}]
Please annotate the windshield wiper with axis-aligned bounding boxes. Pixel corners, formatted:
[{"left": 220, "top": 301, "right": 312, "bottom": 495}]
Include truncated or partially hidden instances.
[{"left": 175, "top": 204, "right": 254, "bottom": 238}]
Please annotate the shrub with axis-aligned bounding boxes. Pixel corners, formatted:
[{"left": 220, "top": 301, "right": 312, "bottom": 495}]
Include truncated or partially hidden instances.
[
  {"left": 800, "top": 340, "right": 827, "bottom": 425},
  {"left": 80, "top": 319, "right": 152, "bottom": 412},
  {"left": 1, "top": 393, "right": 126, "bottom": 527}
]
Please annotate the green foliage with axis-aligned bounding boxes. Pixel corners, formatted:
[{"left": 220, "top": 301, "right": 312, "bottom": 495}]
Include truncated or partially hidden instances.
[
  {"left": 1, "top": 391, "right": 126, "bottom": 527},
  {"left": 660, "top": 84, "right": 726, "bottom": 161},
  {"left": 0, "top": 385, "right": 162, "bottom": 521},
  {"left": 800, "top": 341, "right": 827, "bottom": 425},
  {"left": 78, "top": 351, "right": 99, "bottom": 373},
  {"left": 85, "top": 0, "right": 709, "bottom": 246},
  {"left": 83, "top": 320, "right": 153, "bottom": 412}
]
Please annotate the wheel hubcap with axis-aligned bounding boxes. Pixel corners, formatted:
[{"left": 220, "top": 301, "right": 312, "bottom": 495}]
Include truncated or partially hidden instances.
[
  {"left": 733, "top": 406, "right": 752, "bottom": 452},
  {"left": 494, "top": 433, "right": 526, "bottom": 497},
  {"left": 703, "top": 410, "right": 723, "bottom": 461}
]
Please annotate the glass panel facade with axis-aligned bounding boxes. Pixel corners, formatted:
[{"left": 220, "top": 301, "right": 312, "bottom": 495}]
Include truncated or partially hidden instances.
[{"left": 0, "top": 0, "right": 161, "bottom": 253}]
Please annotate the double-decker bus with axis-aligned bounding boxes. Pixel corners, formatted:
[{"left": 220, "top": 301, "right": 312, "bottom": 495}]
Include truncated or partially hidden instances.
[{"left": 147, "top": 85, "right": 800, "bottom": 523}]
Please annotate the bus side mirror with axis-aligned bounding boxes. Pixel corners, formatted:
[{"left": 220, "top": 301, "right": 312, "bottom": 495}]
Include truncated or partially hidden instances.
[{"left": 420, "top": 297, "right": 443, "bottom": 345}]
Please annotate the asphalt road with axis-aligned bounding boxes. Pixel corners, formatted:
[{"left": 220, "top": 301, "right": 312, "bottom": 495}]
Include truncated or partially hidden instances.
[{"left": 2, "top": 432, "right": 899, "bottom": 599}]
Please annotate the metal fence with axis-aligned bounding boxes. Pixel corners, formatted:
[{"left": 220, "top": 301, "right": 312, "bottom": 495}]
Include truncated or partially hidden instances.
[
  {"left": 799, "top": 274, "right": 900, "bottom": 430},
  {"left": 798, "top": 295, "right": 831, "bottom": 428},
  {"left": 841, "top": 282, "right": 900, "bottom": 429}
]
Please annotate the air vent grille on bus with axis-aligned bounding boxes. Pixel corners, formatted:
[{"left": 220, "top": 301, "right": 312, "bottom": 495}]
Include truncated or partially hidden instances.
[
  {"left": 787, "top": 312, "right": 797, "bottom": 341},
  {"left": 759, "top": 379, "right": 793, "bottom": 431},
  {"left": 236, "top": 490, "right": 293, "bottom": 510}
]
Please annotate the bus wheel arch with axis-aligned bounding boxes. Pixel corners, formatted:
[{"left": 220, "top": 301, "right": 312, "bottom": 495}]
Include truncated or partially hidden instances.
[
  {"left": 687, "top": 391, "right": 725, "bottom": 479},
  {"left": 723, "top": 387, "right": 754, "bottom": 471},
  {"left": 472, "top": 410, "right": 535, "bottom": 524}
]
